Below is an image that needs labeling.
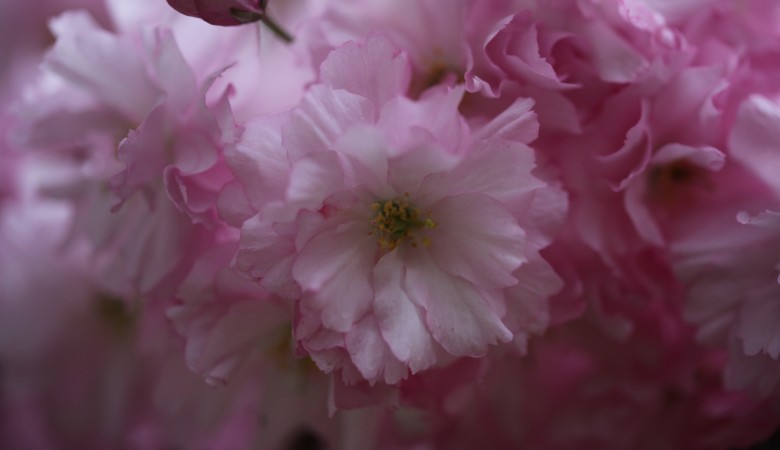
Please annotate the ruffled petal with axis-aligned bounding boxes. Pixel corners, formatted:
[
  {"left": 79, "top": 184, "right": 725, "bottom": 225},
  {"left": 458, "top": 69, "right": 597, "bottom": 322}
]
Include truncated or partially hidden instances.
[
  {"left": 345, "top": 316, "right": 409, "bottom": 385},
  {"left": 428, "top": 193, "right": 526, "bottom": 288},
  {"left": 46, "top": 11, "right": 160, "bottom": 123},
  {"left": 404, "top": 249, "right": 512, "bottom": 357},
  {"left": 473, "top": 96, "right": 539, "bottom": 144},
  {"left": 235, "top": 215, "right": 299, "bottom": 299},
  {"left": 226, "top": 115, "right": 289, "bottom": 211},
  {"left": 293, "top": 220, "right": 375, "bottom": 332},
  {"left": 372, "top": 251, "right": 436, "bottom": 373},
  {"left": 320, "top": 35, "right": 411, "bottom": 109},
  {"left": 281, "top": 86, "right": 374, "bottom": 160},
  {"left": 420, "top": 138, "right": 544, "bottom": 207},
  {"left": 729, "top": 95, "right": 780, "bottom": 195}
]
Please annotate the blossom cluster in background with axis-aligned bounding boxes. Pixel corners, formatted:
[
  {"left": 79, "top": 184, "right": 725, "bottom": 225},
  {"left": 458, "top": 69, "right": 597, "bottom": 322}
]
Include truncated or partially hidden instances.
[{"left": 3, "top": 0, "right": 780, "bottom": 448}]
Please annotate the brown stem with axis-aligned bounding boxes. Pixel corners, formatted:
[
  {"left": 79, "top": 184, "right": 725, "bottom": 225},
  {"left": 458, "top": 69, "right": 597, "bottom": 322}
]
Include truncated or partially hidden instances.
[
  {"left": 230, "top": 8, "right": 294, "bottom": 43},
  {"left": 260, "top": 14, "right": 293, "bottom": 43}
]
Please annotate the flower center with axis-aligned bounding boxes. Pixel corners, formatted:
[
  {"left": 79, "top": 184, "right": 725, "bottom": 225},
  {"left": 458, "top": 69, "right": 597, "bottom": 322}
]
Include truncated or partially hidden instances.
[
  {"left": 647, "top": 159, "right": 712, "bottom": 206},
  {"left": 369, "top": 193, "right": 436, "bottom": 251}
]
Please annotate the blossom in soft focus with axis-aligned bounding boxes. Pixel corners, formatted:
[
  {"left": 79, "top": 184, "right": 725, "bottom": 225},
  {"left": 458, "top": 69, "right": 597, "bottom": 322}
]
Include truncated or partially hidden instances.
[{"left": 4, "top": 0, "right": 780, "bottom": 448}]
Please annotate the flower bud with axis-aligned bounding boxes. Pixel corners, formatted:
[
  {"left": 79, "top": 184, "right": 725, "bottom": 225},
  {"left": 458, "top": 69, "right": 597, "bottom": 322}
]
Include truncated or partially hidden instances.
[{"left": 166, "top": 0, "right": 265, "bottom": 26}]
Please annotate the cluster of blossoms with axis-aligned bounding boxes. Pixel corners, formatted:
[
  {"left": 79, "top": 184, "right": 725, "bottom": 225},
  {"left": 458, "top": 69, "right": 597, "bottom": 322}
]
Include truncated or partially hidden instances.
[{"left": 4, "top": 0, "right": 780, "bottom": 448}]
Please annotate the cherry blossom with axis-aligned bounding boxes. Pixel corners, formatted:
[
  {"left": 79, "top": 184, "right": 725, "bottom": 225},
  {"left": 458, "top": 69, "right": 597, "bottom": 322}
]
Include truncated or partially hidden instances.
[{"left": 228, "top": 35, "right": 565, "bottom": 384}]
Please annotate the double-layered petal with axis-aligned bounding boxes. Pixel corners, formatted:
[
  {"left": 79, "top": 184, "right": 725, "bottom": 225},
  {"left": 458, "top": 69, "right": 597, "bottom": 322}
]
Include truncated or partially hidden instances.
[{"left": 227, "top": 36, "right": 565, "bottom": 384}]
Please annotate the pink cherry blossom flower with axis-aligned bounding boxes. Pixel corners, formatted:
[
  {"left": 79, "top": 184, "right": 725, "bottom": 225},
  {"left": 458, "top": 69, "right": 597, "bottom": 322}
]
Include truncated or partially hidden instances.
[{"left": 227, "top": 35, "right": 565, "bottom": 385}]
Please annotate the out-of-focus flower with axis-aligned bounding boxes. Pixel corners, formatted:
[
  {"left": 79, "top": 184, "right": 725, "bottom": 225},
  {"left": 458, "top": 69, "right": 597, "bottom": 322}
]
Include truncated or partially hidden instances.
[
  {"left": 403, "top": 315, "right": 780, "bottom": 450},
  {"left": 674, "top": 94, "right": 780, "bottom": 398},
  {"left": 167, "top": 242, "right": 341, "bottom": 448},
  {"left": 12, "top": 10, "right": 241, "bottom": 300},
  {"left": 0, "top": 178, "right": 263, "bottom": 449}
]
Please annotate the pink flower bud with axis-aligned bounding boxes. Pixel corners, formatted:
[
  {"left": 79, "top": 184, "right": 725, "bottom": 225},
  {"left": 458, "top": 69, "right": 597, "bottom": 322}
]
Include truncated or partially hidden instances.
[{"left": 165, "top": 0, "right": 265, "bottom": 26}]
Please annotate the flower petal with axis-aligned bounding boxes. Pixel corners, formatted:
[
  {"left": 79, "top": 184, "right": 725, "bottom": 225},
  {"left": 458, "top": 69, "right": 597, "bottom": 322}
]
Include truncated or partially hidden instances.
[
  {"left": 345, "top": 316, "right": 409, "bottom": 385},
  {"left": 420, "top": 138, "right": 544, "bottom": 206},
  {"left": 235, "top": 215, "right": 299, "bottom": 299},
  {"left": 372, "top": 251, "right": 436, "bottom": 373},
  {"left": 730, "top": 95, "right": 780, "bottom": 195},
  {"left": 46, "top": 11, "right": 160, "bottom": 123},
  {"left": 320, "top": 36, "right": 411, "bottom": 110},
  {"left": 281, "top": 85, "right": 374, "bottom": 160},
  {"left": 293, "top": 220, "right": 375, "bottom": 332},
  {"left": 226, "top": 116, "right": 289, "bottom": 212},
  {"left": 428, "top": 193, "right": 526, "bottom": 288},
  {"left": 405, "top": 249, "right": 512, "bottom": 357}
]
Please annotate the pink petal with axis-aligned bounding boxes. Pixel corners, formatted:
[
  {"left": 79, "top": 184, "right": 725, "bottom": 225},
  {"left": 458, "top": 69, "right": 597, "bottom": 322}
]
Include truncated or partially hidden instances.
[
  {"left": 404, "top": 250, "right": 512, "bottom": 357},
  {"left": 421, "top": 138, "right": 544, "bottom": 207},
  {"left": 516, "top": 178, "right": 568, "bottom": 250},
  {"left": 486, "top": 15, "right": 578, "bottom": 90},
  {"left": 345, "top": 316, "right": 409, "bottom": 385},
  {"left": 473, "top": 96, "right": 539, "bottom": 144},
  {"left": 143, "top": 27, "right": 197, "bottom": 114},
  {"left": 652, "top": 143, "right": 725, "bottom": 170},
  {"left": 320, "top": 36, "right": 411, "bottom": 110},
  {"left": 725, "top": 339, "right": 780, "bottom": 397},
  {"left": 217, "top": 181, "right": 256, "bottom": 227},
  {"left": 268, "top": 150, "right": 345, "bottom": 222},
  {"left": 110, "top": 104, "right": 169, "bottom": 205},
  {"left": 46, "top": 11, "right": 159, "bottom": 123},
  {"left": 331, "top": 126, "right": 393, "bottom": 199},
  {"left": 428, "top": 193, "right": 526, "bottom": 288},
  {"left": 235, "top": 215, "right": 299, "bottom": 299},
  {"left": 503, "top": 251, "right": 560, "bottom": 352},
  {"left": 520, "top": 86, "right": 582, "bottom": 134},
  {"left": 372, "top": 251, "right": 436, "bottom": 373},
  {"left": 581, "top": 17, "right": 649, "bottom": 83},
  {"left": 281, "top": 86, "right": 374, "bottom": 160},
  {"left": 738, "top": 292, "right": 780, "bottom": 359},
  {"left": 108, "top": 194, "right": 208, "bottom": 298},
  {"left": 651, "top": 65, "right": 724, "bottom": 140},
  {"left": 226, "top": 116, "right": 289, "bottom": 212},
  {"left": 624, "top": 180, "right": 666, "bottom": 246},
  {"left": 293, "top": 220, "right": 375, "bottom": 332},
  {"left": 386, "top": 133, "right": 460, "bottom": 196},
  {"left": 377, "top": 86, "right": 468, "bottom": 155},
  {"left": 729, "top": 95, "right": 780, "bottom": 195},
  {"left": 595, "top": 101, "right": 651, "bottom": 192}
]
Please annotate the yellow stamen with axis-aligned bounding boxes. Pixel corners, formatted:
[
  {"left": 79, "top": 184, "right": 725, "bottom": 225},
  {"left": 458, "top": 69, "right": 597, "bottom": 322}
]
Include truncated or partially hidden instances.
[{"left": 370, "top": 194, "right": 436, "bottom": 251}]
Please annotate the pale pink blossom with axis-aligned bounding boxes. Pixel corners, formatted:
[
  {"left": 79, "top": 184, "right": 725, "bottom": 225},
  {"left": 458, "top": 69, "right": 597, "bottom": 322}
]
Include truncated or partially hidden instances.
[{"left": 227, "top": 35, "right": 565, "bottom": 385}]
